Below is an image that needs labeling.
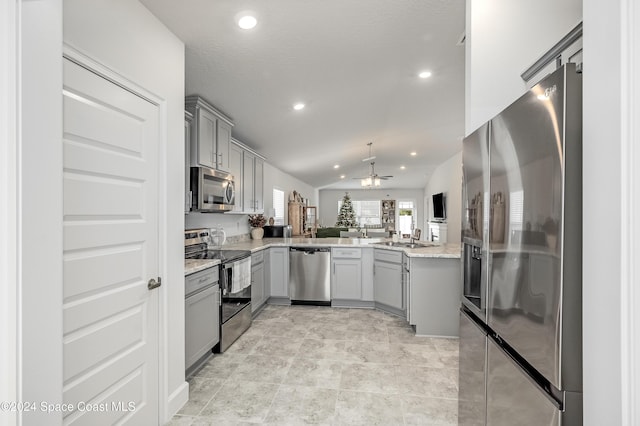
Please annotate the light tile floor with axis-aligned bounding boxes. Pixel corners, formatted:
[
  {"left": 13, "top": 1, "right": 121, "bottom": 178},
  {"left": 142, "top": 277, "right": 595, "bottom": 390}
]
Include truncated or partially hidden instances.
[{"left": 169, "top": 304, "right": 459, "bottom": 425}]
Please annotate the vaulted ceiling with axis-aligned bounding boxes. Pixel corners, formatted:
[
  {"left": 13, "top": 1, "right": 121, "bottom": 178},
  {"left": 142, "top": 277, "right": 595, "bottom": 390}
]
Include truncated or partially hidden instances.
[{"left": 142, "top": 0, "right": 466, "bottom": 189}]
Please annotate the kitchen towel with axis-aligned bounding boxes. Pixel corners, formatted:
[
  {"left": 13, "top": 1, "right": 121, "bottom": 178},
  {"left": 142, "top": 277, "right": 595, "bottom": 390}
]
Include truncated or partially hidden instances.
[{"left": 231, "top": 257, "right": 251, "bottom": 293}]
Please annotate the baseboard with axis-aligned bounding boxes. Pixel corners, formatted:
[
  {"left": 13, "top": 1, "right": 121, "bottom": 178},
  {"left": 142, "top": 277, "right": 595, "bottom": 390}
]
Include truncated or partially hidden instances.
[
  {"left": 267, "top": 297, "right": 291, "bottom": 306},
  {"left": 374, "top": 302, "right": 406, "bottom": 319},
  {"left": 331, "top": 299, "right": 374, "bottom": 309},
  {"left": 166, "top": 381, "right": 189, "bottom": 420}
]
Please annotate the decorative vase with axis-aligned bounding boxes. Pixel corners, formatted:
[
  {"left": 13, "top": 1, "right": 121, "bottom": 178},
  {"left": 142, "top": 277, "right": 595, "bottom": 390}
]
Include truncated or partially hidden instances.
[{"left": 251, "top": 227, "right": 264, "bottom": 240}]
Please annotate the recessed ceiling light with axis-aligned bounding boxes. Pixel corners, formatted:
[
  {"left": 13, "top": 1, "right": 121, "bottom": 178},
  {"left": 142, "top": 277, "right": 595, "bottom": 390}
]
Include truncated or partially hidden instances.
[
  {"left": 238, "top": 15, "right": 257, "bottom": 29},
  {"left": 410, "top": 152, "right": 417, "bottom": 156},
  {"left": 340, "top": 175, "right": 346, "bottom": 179},
  {"left": 333, "top": 164, "right": 340, "bottom": 169},
  {"left": 400, "top": 166, "right": 406, "bottom": 170},
  {"left": 293, "top": 103, "right": 305, "bottom": 111},
  {"left": 418, "top": 71, "right": 432, "bottom": 79}
]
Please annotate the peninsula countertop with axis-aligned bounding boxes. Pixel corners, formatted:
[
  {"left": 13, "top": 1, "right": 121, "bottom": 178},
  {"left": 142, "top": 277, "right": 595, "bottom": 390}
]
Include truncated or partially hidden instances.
[
  {"left": 185, "top": 237, "right": 460, "bottom": 276},
  {"left": 218, "top": 237, "right": 461, "bottom": 258}
]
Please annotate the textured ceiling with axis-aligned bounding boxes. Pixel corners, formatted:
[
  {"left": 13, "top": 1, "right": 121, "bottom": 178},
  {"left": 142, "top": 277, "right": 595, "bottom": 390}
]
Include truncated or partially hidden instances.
[{"left": 141, "top": 0, "right": 465, "bottom": 189}]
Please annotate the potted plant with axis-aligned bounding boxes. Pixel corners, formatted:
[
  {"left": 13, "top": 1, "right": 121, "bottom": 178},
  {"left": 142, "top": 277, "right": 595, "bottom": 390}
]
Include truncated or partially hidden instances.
[{"left": 248, "top": 214, "right": 266, "bottom": 240}]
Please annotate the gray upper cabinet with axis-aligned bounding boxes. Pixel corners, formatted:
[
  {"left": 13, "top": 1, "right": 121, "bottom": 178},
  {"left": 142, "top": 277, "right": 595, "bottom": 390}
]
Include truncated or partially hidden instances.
[
  {"left": 231, "top": 138, "right": 265, "bottom": 214},
  {"left": 185, "top": 95, "right": 233, "bottom": 173},
  {"left": 184, "top": 111, "right": 193, "bottom": 214},
  {"left": 228, "top": 141, "right": 244, "bottom": 213},
  {"left": 243, "top": 151, "right": 264, "bottom": 213},
  {"left": 216, "top": 120, "right": 232, "bottom": 172}
]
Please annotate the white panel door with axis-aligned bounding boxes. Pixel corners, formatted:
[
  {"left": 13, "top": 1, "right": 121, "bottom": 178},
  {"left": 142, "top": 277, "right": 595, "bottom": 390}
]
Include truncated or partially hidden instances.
[{"left": 62, "top": 58, "right": 159, "bottom": 425}]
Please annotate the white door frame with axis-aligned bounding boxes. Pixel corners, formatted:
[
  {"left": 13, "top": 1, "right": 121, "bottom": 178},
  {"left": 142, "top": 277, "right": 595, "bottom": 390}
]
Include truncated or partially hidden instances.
[
  {"left": 1, "top": 0, "right": 19, "bottom": 423},
  {"left": 621, "top": 0, "right": 640, "bottom": 423}
]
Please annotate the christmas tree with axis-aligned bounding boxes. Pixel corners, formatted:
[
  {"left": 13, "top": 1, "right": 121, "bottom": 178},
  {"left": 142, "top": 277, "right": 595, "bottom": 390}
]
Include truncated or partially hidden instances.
[{"left": 336, "top": 192, "right": 358, "bottom": 227}]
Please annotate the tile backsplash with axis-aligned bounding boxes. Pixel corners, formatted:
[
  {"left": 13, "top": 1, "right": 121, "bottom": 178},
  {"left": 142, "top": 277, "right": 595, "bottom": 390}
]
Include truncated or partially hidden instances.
[{"left": 185, "top": 212, "right": 251, "bottom": 237}]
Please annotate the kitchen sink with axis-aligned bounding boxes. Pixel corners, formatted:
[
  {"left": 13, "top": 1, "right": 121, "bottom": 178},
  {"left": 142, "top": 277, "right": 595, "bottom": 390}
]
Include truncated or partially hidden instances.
[{"left": 379, "top": 241, "right": 436, "bottom": 249}]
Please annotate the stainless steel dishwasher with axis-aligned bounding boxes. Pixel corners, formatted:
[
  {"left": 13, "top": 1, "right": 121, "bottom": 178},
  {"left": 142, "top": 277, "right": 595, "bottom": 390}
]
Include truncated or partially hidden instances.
[{"left": 289, "top": 247, "right": 331, "bottom": 304}]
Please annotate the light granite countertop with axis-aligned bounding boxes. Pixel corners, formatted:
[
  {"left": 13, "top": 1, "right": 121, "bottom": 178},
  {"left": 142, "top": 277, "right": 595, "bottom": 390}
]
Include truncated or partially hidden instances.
[
  {"left": 185, "top": 237, "right": 460, "bottom": 276},
  {"left": 185, "top": 258, "right": 221, "bottom": 276},
  {"left": 218, "top": 237, "right": 461, "bottom": 258}
]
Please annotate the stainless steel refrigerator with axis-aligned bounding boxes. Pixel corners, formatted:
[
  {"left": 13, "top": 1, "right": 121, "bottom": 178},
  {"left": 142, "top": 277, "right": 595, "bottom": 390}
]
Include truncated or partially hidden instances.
[{"left": 459, "top": 63, "right": 582, "bottom": 425}]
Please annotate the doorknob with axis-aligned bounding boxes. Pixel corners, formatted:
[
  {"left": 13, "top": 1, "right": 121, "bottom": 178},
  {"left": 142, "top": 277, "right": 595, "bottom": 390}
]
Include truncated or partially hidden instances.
[{"left": 148, "top": 277, "right": 162, "bottom": 290}]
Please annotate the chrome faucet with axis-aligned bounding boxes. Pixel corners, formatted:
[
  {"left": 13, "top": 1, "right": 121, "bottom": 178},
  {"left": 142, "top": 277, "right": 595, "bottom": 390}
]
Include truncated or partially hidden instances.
[{"left": 410, "top": 229, "right": 421, "bottom": 244}]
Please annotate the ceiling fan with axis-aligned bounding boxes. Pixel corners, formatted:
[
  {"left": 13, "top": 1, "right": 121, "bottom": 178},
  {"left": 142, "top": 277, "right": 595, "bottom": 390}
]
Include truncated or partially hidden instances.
[{"left": 354, "top": 142, "right": 393, "bottom": 187}]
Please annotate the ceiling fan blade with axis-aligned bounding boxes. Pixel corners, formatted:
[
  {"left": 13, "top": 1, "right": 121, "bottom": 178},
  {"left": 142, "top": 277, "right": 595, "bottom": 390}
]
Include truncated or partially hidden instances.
[
  {"left": 379, "top": 175, "right": 394, "bottom": 178},
  {"left": 361, "top": 156, "right": 376, "bottom": 162}
]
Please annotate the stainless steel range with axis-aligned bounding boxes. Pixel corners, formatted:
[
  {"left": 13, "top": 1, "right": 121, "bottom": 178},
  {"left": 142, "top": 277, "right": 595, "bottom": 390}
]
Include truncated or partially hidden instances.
[{"left": 185, "top": 229, "right": 252, "bottom": 353}]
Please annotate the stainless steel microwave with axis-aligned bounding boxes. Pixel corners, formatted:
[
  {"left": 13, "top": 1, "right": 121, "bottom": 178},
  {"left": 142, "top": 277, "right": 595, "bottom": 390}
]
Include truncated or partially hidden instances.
[{"left": 190, "top": 167, "right": 235, "bottom": 212}]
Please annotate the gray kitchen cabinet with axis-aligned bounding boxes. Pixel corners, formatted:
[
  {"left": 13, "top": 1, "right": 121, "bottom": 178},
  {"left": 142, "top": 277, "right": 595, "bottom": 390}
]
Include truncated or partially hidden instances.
[
  {"left": 268, "top": 247, "right": 289, "bottom": 303},
  {"left": 216, "top": 120, "right": 232, "bottom": 172},
  {"left": 373, "top": 249, "right": 404, "bottom": 315},
  {"left": 229, "top": 141, "right": 244, "bottom": 213},
  {"left": 243, "top": 151, "right": 264, "bottom": 213},
  {"left": 184, "top": 111, "right": 193, "bottom": 214},
  {"left": 331, "top": 248, "right": 362, "bottom": 301},
  {"left": 185, "top": 95, "right": 233, "bottom": 172},
  {"left": 229, "top": 138, "right": 265, "bottom": 214},
  {"left": 254, "top": 156, "right": 264, "bottom": 211},
  {"left": 408, "top": 257, "right": 461, "bottom": 337},
  {"left": 360, "top": 248, "right": 374, "bottom": 301},
  {"left": 251, "top": 250, "right": 266, "bottom": 314}
]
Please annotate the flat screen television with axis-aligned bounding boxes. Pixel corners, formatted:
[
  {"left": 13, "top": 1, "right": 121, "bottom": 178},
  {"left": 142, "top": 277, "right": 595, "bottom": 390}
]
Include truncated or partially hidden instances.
[{"left": 432, "top": 192, "right": 446, "bottom": 221}]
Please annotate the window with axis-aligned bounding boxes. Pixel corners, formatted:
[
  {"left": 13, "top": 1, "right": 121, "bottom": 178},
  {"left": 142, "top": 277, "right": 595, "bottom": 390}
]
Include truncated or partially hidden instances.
[
  {"left": 272, "top": 188, "right": 285, "bottom": 225},
  {"left": 509, "top": 190, "right": 524, "bottom": 231},
  {"left": 398, "top": 201, "right": 415, "bottom": 236},
  {"left": 337, "top": 200, "right": 381, "bottom": 226}
]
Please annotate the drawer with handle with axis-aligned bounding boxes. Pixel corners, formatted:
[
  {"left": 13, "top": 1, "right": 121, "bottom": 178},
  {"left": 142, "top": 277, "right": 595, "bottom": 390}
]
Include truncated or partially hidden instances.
[
  {"left": 251, "top": 250, "right": 265, "bottom": 266},
  {"left": 186, "top": 265, "right": 219, "bottom": 297},
  {"left": 331, "top": 247, "right": 362, "bottom": 259}
]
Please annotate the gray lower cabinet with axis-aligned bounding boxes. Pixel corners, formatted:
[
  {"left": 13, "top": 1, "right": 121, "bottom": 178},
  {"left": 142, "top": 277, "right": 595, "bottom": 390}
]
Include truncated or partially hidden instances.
[
  {"left": 184, "top": 274, "right": 220, "bottom": 376},
  {"left": 373, "top": 249, "right": 404, "bottom": 314},
  {"left": 268, "top": 247, "right": 289, "bottom": 302},
  {"left": 408, "top": 257, "right": 460, "bottom": 336},
  {"left": 331, "top": 248, "right": 362, "bottom": 301},
  {"left": 251, "top": 250, "right": 266, "bottom": 313}
]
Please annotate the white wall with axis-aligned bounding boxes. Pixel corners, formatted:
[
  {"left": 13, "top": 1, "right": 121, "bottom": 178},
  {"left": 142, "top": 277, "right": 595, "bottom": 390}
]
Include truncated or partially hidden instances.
[
  {"left": 263, "top": 162, "right": 316, "bottom": 225},
  {"left": 64, "top": 0, "right": 186, "bottom": 421},
  {"left": 185, "top": 161, "right": 315, "bottom": 236},
  {"left": 318, "top": 189, "right": 424, "bottom": 236},
  {"left": 424, "top": 151, "right": 462, "bottom": 243},
  {"left": 465, "top": 0, "right": 582, "bottom": 134}
]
